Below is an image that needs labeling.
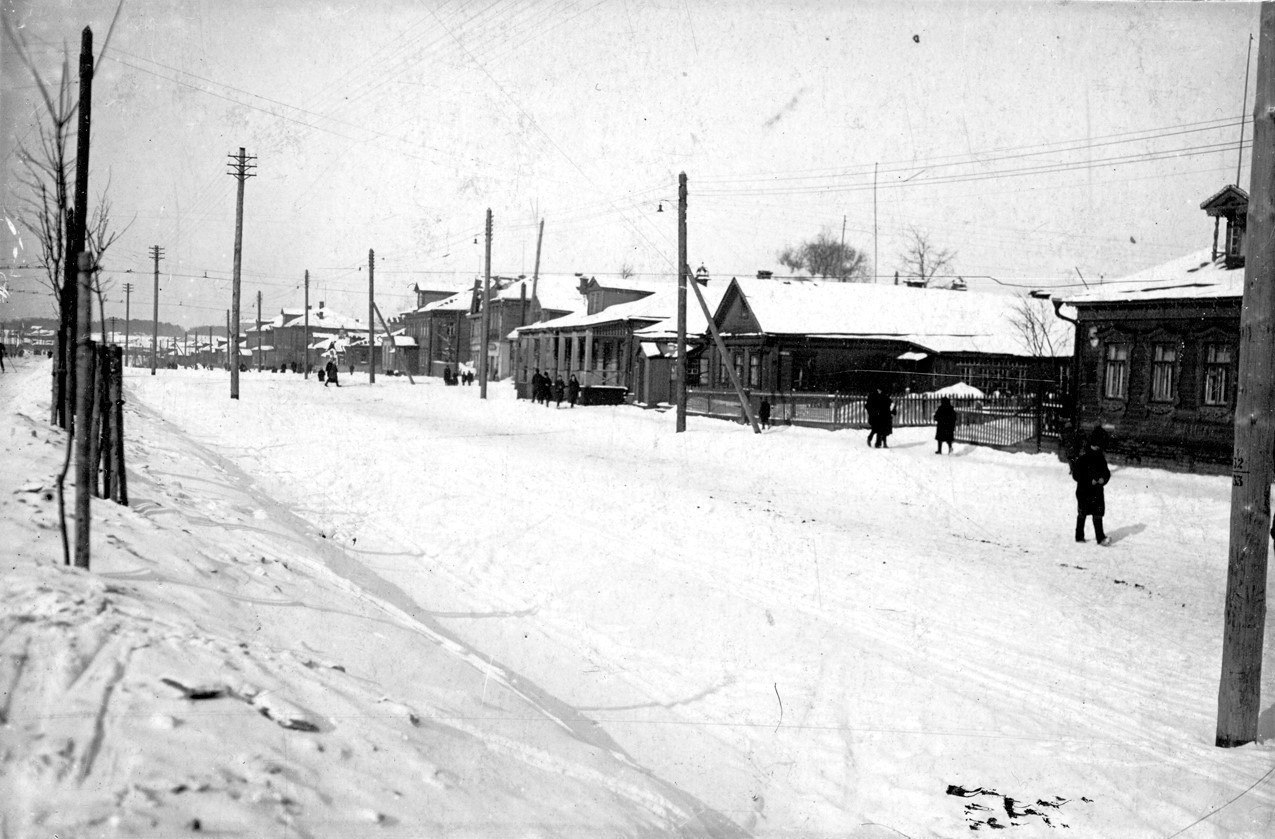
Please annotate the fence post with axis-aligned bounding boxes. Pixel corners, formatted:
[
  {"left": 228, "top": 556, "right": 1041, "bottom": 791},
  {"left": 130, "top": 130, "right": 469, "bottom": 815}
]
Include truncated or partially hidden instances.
[
  {"left": 99, "top": 345, "right": 113, "bottom": 499},
  {"left": 86, "top": 343, "right": 102, "bottom": 498},
  {"left": 1034, "top": 390, "right": 1044, "bottom": 452},
  {"left": 112, "top": 346, "right": 128, "bottom": 505}
]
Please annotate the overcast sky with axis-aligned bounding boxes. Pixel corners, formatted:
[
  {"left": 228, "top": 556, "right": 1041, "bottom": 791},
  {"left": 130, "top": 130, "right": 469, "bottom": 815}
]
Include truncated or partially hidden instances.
[{"left": 0, "top": 0, "right": 1261, "bottom": 327}]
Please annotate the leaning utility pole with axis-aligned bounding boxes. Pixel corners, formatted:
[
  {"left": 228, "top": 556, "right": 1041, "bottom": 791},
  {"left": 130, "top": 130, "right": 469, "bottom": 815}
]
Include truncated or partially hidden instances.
[
  {"left": 149, "top": 245, "right": 164, "bottom": 375},
  {"left": 480, "top": 209, "right": 492, "bottom": 399},
  {"left": 256, "top": 289, "right": 263, "bottom": 372},
  {"left": 226, "top": 147, "right": 256, "bottom": 399},
  {"left": 368, "top": 249, "right": 376, "bottom": 384},
  {"left": 123, "top": 282, "right": 132, "bottom": 367},
  {"left": 675, "top": 172, "right": 688, "bottom": 433},
  {"left": 531, "top": 217, "right": 544, "bottom": 303},
  {"left": 1217, "top": 1, "right": 1275, "bottom": 749}
]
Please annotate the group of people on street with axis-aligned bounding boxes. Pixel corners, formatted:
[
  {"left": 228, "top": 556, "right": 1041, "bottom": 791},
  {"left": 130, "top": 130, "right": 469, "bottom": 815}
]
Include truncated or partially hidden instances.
[
  {"left": 442, "top": 366, "right": 475, "bottom": 386},
  {"left": 529, "top": 369, "right": 580, "bottom": 408}
]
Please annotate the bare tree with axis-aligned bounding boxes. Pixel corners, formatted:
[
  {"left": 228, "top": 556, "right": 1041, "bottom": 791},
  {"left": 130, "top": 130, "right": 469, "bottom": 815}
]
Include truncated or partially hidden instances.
[
  {"left": 777, "top": 230, "right": 869, "bottom": 281},
  {"left": 1011, "top": 297, "right": 1071, "bottom": 357},
  {"left": 897, "top": 226, "right": 956, "bottom": 287},
  {"left": 618, "top": 261, "right": 635, "bottom": 280}
]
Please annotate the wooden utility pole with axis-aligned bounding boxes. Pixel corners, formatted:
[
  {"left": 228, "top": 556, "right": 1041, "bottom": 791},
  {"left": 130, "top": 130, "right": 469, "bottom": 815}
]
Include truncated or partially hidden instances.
[
  {"left": 256, "top": 289, "right": 263, "bottom": 372},
  {"left": 149, "top": 245, "right": 163, "bottom": 375},
  {"left": 1217, "top": 1, "right": 1275, "bottom": 749},
  {"left": 225, "top": 310, "right": 230, "bottom": 370},
  {"left": 227, "top": 147, "right": 256, "bottom": 398},
  {"left": 73, "top": 252, "right": 94, "bottom": 569},
  {"left": 123, "top": 282, "right": 132, "bottom": 367},
  {"left": 480, "top": 209, "right": 492, "bottom": 399},
  {"left": 368, "top": 249, "right": 376, "bottom": 383},
  {"left": 675, "top": 172, "right": 688, "bottom": 433},
  {"left": 58, "top": 26, "right": 94, "bottom": 430},
  {"left": 531, "top": 218, "right": 544, "bottom": 303},
  {"left": 304, "top": 270, "right": 311, "bottom": 378}
]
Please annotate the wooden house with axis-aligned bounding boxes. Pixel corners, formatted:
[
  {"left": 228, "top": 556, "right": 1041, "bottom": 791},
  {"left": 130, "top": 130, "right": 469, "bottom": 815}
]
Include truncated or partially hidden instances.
[
  {"left": 699, "top": 276, "right": 1069, "bottom": 398},
  {"left": 1055, "top": 185, "right": 1249, "bottom": 466},
  {"left": 468, "top": 275, "right": 585, "bottom": 381},
  {"left": 399, "top": 290, "right": 473, "bottom": 378}
]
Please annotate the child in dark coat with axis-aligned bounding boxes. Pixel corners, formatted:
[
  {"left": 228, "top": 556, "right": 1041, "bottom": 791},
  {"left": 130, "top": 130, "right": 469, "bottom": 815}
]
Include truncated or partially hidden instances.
[{"left": 1071, "top": 426, "right": 1112, "bottom": 545}]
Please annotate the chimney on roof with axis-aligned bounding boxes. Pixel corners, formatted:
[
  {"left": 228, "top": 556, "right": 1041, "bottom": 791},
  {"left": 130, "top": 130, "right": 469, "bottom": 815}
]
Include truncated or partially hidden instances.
[{"left": 756, "top": 270, "right": 773, "bottom": 279}]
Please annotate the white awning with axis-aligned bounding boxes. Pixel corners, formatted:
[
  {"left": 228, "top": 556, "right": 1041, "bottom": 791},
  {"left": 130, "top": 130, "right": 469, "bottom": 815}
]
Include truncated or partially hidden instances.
[{"left": 640, "top": 341, "right": 663, "bottom": 358}]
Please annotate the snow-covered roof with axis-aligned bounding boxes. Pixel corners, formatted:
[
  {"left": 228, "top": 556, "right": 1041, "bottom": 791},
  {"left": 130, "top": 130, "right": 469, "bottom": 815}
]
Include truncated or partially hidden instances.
[
  {"left": 279, "top": 307, "right": 366, "bottom": 331},
  {"left": 517, "top": 286, "right": 701, "bottom": 334},
  {"left": 718, "top": 277, "right": 1070, "bottom": 358},
  {"left": 495, "top": 275, "right": 583, "bottom": 314},
  {"left": 416, "top": 291, "right": 471, "bottom": 314},
  {"left": 631, "top": 285, "right": 730, "bottom": 340},
  {"left": 1056, "top": 249, "right": 1243, "bottom": 306}
]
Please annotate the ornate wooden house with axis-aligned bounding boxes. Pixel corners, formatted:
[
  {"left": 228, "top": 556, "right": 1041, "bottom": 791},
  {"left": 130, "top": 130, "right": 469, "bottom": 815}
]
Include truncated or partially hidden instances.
[{"left": 1056, "top": 185, "right": 1248, "bottom": 466}]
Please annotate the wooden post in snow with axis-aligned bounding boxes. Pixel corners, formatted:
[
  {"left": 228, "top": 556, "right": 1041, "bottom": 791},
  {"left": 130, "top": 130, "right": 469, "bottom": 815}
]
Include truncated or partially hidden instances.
[{"left": 1217, "top": 0, "right": 1275, "bottom": 749}]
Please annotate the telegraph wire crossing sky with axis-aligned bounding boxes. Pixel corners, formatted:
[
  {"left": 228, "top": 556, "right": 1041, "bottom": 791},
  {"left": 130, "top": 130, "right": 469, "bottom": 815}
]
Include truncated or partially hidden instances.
[{"left": 0, "top": 0, "right": 1261, "bottom": 326}]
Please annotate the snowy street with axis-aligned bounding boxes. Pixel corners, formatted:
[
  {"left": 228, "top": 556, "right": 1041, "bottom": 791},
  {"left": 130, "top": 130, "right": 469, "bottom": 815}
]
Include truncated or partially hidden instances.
[{"left": 100, "top": 365, "right": 1275, "bottom": 837}]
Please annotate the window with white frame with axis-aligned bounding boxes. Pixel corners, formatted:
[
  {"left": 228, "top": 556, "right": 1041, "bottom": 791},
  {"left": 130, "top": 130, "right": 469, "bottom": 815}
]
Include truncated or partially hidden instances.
[
  {"left": 748, "top": 353, "right": 761, "bottom": 388},
  {"left": 1103, "top": 343, "right": 1129, "bottom": 399},
  {"left": 1150, "top": 343, "right": 1177, "bottom": 402},
  {"left": 1203, "top": 343, "right": 1233, "bottom": 406}
]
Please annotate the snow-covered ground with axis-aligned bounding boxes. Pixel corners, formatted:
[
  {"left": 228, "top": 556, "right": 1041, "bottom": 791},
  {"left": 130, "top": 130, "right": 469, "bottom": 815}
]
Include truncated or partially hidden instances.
[{"left": 5, "top": 359, "right": 1275, "bottom": 837}]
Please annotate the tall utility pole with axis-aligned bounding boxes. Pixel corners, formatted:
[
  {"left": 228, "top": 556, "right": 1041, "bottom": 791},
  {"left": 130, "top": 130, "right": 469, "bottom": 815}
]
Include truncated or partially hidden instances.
[
  {"left": 256, "top": 290, "right": 263, "bottom": 372},
  {"left": 227, "top": 147, "right": 256, "bottom": 399},
  {"left": 675, "top": 172, "right": 688, "bottom": 433},
  {"left": 149, "top": 245, "right": 164, "bottom": 375},
  {"left": 225, "top": 310, "right": 230, "bottom": 369},
  {"left": 531, "top": 218, "right": 544, "bottom": 303},
  {"left": 1217, "top": 1, "right": 1275, "bottom": 749},
  {"left": 368, "top": 249, "right": 376, "bottom": 384},
  {"left": 873, "top": 163, "right": 879, "bottom": 283},
  {"left": 123, "top": 282, "right": 132, "bottom": 367},
  {"left": 304, "top": 270, "right": 311, "bottom": 378},
  {"left": 479, "top": 209, "right": 492, "bottom": 399},
  {"left": 58, "top": 26, "right": 93, "bottom": 431}
]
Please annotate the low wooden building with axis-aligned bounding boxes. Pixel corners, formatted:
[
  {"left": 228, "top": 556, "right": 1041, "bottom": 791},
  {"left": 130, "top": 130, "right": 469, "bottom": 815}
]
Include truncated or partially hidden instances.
[
  {"left": 469, "top": 275, "right": 584, "bottom": 381},
  {"left": 699, "top": 276, "right": 1070, "bottom": 400},
  {"left": 1055, "top": 185, "right": 1249, "bottom": 466}
]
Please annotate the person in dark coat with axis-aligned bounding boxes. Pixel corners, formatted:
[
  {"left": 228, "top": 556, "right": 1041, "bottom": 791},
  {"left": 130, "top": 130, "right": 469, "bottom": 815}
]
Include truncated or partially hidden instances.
[
  {"left": 444, "top": 366, "right": 453, "bottom": 386},
  {"left": 552, "top": 375, "right": 566, "bottom": 407},
  {"left": 865, "top": 388, "right": 888, "bottom": 446},
  {"left": 1071, "top": 426, "right": 1112, "bottom": 544},
  {"left": 531, "top": 369, "right": 543, "bottom": 402},
  {"left": 934, "top": 396, "right": 957, "bottom": 454},
  {"left": 758, "top": 398, "right": 771, "bottom": 430},
  {"left": 324, "top": 358, "right": 340, "bottom": 387},
  {"left": 567, "top": 374, "right": 580, "bottom": 407}
]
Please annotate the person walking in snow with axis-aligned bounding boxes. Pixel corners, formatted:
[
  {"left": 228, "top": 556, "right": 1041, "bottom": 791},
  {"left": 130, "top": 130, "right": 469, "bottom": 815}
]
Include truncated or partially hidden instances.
[
  {"left": 934, "top": 396, "right": 956, "bottom": 454},
  {"left": 865, "top": 388, "right": 888, "bottom": 447},
  {"left": 324, "top": 358, "right": 340, "bottom": 387},
  {"left": 0, "top": 341, "right": 7, "bottom": 372},
  {"left": 1071, "top": 426, "right": 1111, "bottom": 545},
  {"left": 530, "top": 369, "right": 543, "bottom": 402},
  {"left": 758, "top": 398, "right": 771, "bottom": 430},
  {"left": 567, "top": 374, "right": 580, "bottom": 408},
  {"left": 552, "top": 375, "right": 566, "bottom": 407}
]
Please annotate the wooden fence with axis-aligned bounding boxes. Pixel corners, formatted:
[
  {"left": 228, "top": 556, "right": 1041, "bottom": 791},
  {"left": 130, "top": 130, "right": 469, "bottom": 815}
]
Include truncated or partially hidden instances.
[
  {"left": 686, "top": 389, "right": 1070, "bottom": 452},
  {"left": 86, "top": 342, "right": 128, "bottom": 504}
]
